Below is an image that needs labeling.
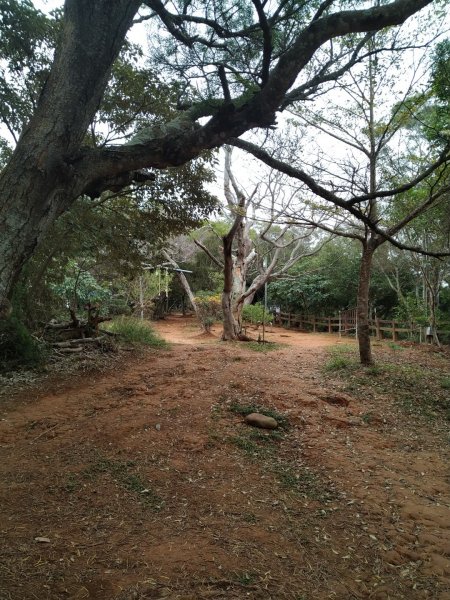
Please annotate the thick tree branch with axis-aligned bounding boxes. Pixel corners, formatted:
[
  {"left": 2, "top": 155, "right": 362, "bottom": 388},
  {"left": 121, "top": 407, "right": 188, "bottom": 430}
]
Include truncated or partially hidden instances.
[{"left": 72, "top": 0, "right": 434, "bottom": 193}]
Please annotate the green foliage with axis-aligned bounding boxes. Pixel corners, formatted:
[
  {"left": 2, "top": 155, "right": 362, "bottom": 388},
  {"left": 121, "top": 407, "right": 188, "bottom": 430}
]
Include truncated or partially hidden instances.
[
  {"left": 106, "top": 317, "right": 167, "bottom": 348},
  {"left": 3, "top": 14, "right": 218, "bottom": 329},
  {"left": 242, "top": 302, "right": 271, "bottom": 325},
  {"left": 268, "top": 239, "right": 362, "bottom": 315},
  {"left": 95, "top": 43, "right": 178, "bottom": 143},
  {"left": 0, "top": 316, "right": 45, "bottom": 370},
  {"left": 430, "top": 38, "right": 450, "bottom": 145},
  {"left": 393, "top": 294, "right": 428, "bottom": 326},
  {"left": 269, "top": 272, "right": 332, "bottom": 314},
  {"left": 12, "top": 157, "right": 217, "bottom": 327},
  {"left": 50, "top": 263, "right": 112, "bottom": 308},
  {"left": 0, "top": 0, "right": 57, "bottom": 149},
  {"left": 194, "top": 293, "right": 222, "bottom": 331},
  {"left": 107, "top": 298, "right": 132, "bottom": 316}
]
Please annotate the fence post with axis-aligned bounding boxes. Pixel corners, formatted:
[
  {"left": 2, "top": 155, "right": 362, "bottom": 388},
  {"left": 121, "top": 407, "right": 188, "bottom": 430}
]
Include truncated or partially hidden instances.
[
  {"left": 328, "top": 317, "right": 332, "bottom": 333},
  {"left": 392, "top": 320, "right": 398, "bottom": 341},
  {"left": 288, "top": 312, "right": 291, "bottom": 327},
  {"left": 375, "top": 317, "right": 381, "bottom": 340}
]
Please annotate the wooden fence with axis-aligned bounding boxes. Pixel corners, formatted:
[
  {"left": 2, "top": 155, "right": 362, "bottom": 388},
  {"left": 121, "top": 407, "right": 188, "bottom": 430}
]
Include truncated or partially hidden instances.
[{"left": 275, "top": 310, "right": 422, "bottom": 341}]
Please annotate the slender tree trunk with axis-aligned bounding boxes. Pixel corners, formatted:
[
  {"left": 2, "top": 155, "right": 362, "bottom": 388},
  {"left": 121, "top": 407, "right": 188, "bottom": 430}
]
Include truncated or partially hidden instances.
[
  {"left": 161, "top": 251, "right": 202, "bottom": 326},
  {"left": 355, "top": 50, "right": 379, "bottom": 366},
  {"left": 357, "top": 242, "right": 376, "bottom": 365}
]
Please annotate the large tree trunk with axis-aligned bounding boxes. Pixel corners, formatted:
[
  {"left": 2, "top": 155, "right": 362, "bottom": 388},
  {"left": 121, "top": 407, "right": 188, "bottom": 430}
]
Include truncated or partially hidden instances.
[
  {"left": 221, "top": 227, "right": 244, "bottom": 341},
  {"left": 222, "top": 289, "right": 242, "bottom": 340},
  {"left": 0, "top": 0, "right": 140, "bottom": 312},
  {"left": 357, "top": 242, "right": 376, "bottom": 365}
]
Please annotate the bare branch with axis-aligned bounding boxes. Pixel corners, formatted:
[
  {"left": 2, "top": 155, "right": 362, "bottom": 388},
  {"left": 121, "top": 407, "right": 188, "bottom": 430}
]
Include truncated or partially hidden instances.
[{"left": 193, "top": 238, "right": 224, "bottom": 269}]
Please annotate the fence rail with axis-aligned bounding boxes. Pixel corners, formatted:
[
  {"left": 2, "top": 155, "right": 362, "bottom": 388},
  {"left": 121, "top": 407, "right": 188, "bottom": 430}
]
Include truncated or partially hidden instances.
[{"left": 275, "top": 311, "right": 424, "bottom": 341}]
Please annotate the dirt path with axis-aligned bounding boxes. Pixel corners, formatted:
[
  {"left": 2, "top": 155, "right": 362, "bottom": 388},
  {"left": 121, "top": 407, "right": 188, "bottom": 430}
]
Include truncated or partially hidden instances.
[{"left": 0, "top": 315, "right": 449, "bottom": 600}]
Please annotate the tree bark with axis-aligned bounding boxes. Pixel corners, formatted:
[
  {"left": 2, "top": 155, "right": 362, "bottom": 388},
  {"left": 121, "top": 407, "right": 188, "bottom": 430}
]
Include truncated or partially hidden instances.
[
  {"left": 0, "top": 0, "right": 141, "bottom": 311},
  {"left": 221, "top": 225, "right": 244, "bottom": 341},
  {"left": 357, "top": 242, "right": 376, "bottom": 365}
]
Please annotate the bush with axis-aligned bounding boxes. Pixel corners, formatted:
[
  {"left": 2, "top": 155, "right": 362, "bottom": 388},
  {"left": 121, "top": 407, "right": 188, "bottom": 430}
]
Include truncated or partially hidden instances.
[
  {"left": 107, "top": 298, "right": 132, "bottom": 316},
  {"left": 194, "top": 293, "right": 222, "bottom": 331},
  {"left": 0, "top": 317, "right": 45, "bottom": 370},
  {"left": 106, "top": 316, "right": 167, "bottom": 347},
  {"left": 242, "top": 303, "right": 271, "bottom": 325}
]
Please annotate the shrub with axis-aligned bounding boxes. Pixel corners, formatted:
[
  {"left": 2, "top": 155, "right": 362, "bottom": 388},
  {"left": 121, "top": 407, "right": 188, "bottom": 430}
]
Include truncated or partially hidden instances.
[
  {"left": 107, "top": 298, "right": 132, "bottom": 316},
  {"left": 194, "top": 293, "right": 222, "bottom": 331},
  {"left": 0, "top": 317, "right": 45, "bottom": 370},
  {"left": 106, "top": 317, "right": 167, "bottom": 347},
  {"left": 242, "top": 303, "right": 272, "bottom": 325}
]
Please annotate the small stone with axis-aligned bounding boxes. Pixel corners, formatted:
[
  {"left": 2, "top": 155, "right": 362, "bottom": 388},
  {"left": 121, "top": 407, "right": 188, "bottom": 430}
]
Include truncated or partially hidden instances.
[
  {"left": 34, "top": 537, "right": 51, "bottom": 543},
  {"left": 245, "top": 412, "right": 278, "bottom": 430},
  {"left": 155, "top": 423, "right": 161, "bottom": 431}
]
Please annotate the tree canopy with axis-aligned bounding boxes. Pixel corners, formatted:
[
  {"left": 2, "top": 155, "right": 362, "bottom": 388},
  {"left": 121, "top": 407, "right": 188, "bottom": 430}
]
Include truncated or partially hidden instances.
[{"left": 0, "top": 0, "right": 443, "bottom": 311}]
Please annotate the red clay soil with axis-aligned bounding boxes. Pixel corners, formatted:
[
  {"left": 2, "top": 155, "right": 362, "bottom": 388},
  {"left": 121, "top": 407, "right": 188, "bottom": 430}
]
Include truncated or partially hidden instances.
[{"left": 0, "top": 315, "right": 449, "bottom": 600}]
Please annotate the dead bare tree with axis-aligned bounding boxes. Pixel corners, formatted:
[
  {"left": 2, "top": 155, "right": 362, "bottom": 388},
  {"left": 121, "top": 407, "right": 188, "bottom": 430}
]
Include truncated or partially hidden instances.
[{"left": 194, "top": 148, "right": 324, "bottom": 340}]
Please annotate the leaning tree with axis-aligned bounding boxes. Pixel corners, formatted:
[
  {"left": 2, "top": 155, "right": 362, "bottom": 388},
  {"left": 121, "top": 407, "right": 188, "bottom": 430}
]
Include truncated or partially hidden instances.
[{"left": 0, "top": 0, "right": 437, "bottom": 315}]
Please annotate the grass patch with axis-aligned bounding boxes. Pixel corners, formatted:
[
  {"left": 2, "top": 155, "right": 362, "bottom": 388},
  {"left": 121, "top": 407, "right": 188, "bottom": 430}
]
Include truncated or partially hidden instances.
[
  {"left": 387, "top": 342, "right": 404, "bottom": 351},
  {"left": 325, "top": 346, "right": 450, "bottom": 421},
  {"left": 323, "top": 345, "right": 358, "bottom": 372},
  {"left": 84, "top": 456, "right": 162, "bottom": 509},
  {"left": 233, "top": 571, "right": 257, "bottom": 586},
  {"left": 106, "top": 316, "right": 167, "bottom": 348},
  {"left": 230, "top": 434, "right": 260, "bottom": 456},
  {"left": 63, "top": 473, "right": 80, "bottom": 493},
  {"left": 245, "top": 341, "right": 283, "bottom": 353},
  {"left": 229, "top": 411, "right": 334, "bottom": 502},
  {"left": 441, "top": 377, "right": 450, "bottom": 390},
  {"left": 273, "top": 463, "right": 334, "bottom": 501},
  {"left": 230, "top": 429, "right": 335, "bottom": 501},
  {"left": 230, "top": 428, "right": 282, "bottom": 457}
]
